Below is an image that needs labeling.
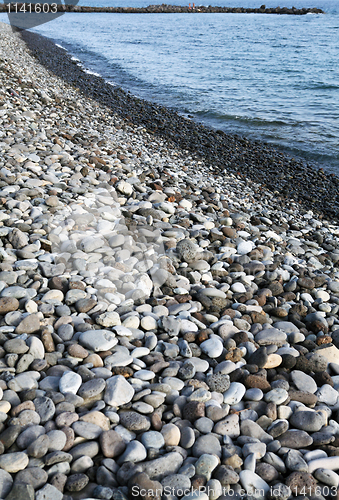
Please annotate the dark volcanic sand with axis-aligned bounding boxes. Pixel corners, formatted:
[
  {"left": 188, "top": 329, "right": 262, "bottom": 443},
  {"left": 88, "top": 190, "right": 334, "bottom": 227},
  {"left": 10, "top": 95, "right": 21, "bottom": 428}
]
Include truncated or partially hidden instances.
[{"left": 19, "top": 28, "right": 339, "bottom": 221}]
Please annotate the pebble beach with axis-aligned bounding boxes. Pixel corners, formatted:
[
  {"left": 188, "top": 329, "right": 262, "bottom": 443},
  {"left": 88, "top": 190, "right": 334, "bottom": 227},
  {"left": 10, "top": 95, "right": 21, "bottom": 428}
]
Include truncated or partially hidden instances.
[{"left": 2, "top": 19, "right": 339, "bottom": 500}]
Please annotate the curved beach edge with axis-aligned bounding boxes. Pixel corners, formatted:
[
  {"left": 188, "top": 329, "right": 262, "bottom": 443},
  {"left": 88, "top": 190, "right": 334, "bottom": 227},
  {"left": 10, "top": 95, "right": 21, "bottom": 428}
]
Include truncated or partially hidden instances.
[{"left": 16, "top": 25, "right": 339, "bottom": 221}]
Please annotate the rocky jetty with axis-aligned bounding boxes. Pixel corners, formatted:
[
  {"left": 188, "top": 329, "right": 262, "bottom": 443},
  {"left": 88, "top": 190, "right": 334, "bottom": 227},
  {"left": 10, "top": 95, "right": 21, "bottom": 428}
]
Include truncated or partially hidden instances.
[
  {"left": 0, "top": 19, "right": 339, "bottom": 500},
  {"left": 0, "top": 3, "right": 325, "bottom": 14}
]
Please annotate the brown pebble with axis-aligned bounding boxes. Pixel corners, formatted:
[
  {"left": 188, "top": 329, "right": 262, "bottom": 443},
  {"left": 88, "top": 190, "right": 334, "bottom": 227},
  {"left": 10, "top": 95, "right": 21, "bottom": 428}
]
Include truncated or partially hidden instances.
[
  {"left": 0, "top": 297, "right": 19, "bottom": 314},
  {"left": 80, "top": 411, "right": 110, "bottom": 430},
  {"left": 270, "top": 307, "right": 288, "bottom": 318},
  {"left": 84, "top": 354, "right": 103, "bottom": 367},
  {"left": 111, "top": 366, "right": 134, "bottom": 378},
  {"left": 288, "top": 389, "right": 317, "bottom": 407},
  {"left": 196, "top": 330, "right": 209, "bottom": 344},
  {"left": 314, "top": 371, "right": 334, "bottom": 387},
  {"left": 251, "top": 311, "right": 269, "bottom": 324},
  {"left": 190, "top": 313, "right": 208, "bottom": 325},
  {"left": 183, "top": 332, "right": 196, "bottom": 342},
  {"left": 316, "top": 335, "right": 332, "bottom": 346},
  {"left": 285, "top": 471, "right": 317, "bottom": 495},
  {"left": 254, "top": 289, "right": 272, "bottom": 307},
  {"left": 151, "top": 413, "right": 162, "bottom": 431},
  {"left": 128, "top": 472, "right": 163, "bottom": 500},
  {"left": 268, "top": 282, "right": 284, "bottom": 296},
  {"left": 100, "top": 430, "right": 126, "bottom": 458},
  {"left": 45, "top": 195, "right": 59, "bottom": 207},
  {"left": 11, "top": 401, "right": 35, "bottom": 417},
  {"left": 222, "top": 308, "right": 237, "bottom": 319},
  {"left": 191, "top": 475, "right": 207, "bottom": 490},
  {"left": 54, "top": 316, "right": 73, "bottom": 330},
  {"left": 56, "top": 411, "right": 79, "bottom": 427},
  {"left": 61, "top": 426, "right": 75, "bottom": 452},
  {"left": 310, "top": 319, "right": 329, "bottom": 334},
  {"left": 232, "top": 331, "right": 249, "bottom": 344},
  {"left": 221, "top": 227, "right": 236, "bottom": 238},
  {"left": 266, "top": 402, "right": 277, "bottom": 421},
  {"left": 175, "top": 294, "right": 192, "bottom": 303},
  {"left": 225, "top": 347, "right": 243, "bottom": 362},
  {"left": 75, "top": 298, "right": 97, "bottom": 313},
  {"left": 244, "top": 374, "right": 271, "bottom": 392},
  {"left": 50, "top": 472, "right": 68, "bottom": 492},
  {"left": 98, "top": 350, "right": 112, "bottom": 359},
  {"left": 67, "top": 344, "right": 89, "bottom": 359},
  {"left": 182, "top": 401, "right": 205, "bottom": 422},
  {"left": 187, "top": 379, "right": 209, "bottom": 390},
  {"left": 294, "top": 355, "right": 312, "bottom": 373},
  {"left": 297, "top": 277, "right": 315, "bottom": 289},
  {"left": 68, "top": 280, "right": 86, "bottom": 291},
  {"left": 223, "top": 454, "right": 243, "bottom": 469},
  {"left": 41, "top": 329, "right": 55, "bottom": 353}
]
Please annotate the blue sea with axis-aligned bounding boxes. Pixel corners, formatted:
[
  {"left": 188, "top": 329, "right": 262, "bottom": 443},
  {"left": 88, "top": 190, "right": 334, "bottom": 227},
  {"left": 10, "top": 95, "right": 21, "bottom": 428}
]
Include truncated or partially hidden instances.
[{"left": 1, "top": 1, "right": 338, "bottom": 171}]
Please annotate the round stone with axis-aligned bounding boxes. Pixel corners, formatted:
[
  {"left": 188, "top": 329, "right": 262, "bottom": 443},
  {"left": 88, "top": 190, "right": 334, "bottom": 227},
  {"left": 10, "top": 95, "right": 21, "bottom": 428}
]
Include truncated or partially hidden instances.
[
  {"left": 141, "top": 316, "right": 157, "bottom": 331},
  {"left": 290, "top": 370, "right": 318, "bottom": 394},
  {"left": 141, "top": 431, "right": 165, "bottom": 449},
  {"left": 59, "top": 372, "right": 82, "bottom": 395},
  {"left": 192, "top": 435, "right": 221, "bottom": 458},
  {"left": 200, "top": 337, "right": 223, "bottom": 358},
  {"left": 104, "top": 375, "right": 135, "bottom": 407},
  {"left": 223, "top": 382, "right": 246, "bottom": 405},
  {"left": 0, "top": 452, "right": 29, "bottom": 472},
  {"left": 264, "top": 389, "right": 288, "bottom": 405}
]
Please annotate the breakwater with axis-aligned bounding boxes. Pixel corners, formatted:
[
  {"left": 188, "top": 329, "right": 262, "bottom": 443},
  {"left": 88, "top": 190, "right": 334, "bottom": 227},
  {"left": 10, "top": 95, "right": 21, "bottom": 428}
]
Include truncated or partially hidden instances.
[{"left": 0, "top": 3, "right": 325, "bottom": 14}]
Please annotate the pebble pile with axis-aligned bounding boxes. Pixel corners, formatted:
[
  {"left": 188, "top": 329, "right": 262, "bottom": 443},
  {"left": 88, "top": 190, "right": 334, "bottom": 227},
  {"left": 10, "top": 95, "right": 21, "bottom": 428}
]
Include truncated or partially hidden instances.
[
  {"left": 2, "top": 21, "right": 339, "bottom": 500},
  {"left": 21, "top": 28, "right": 339, "bottom": 220}
]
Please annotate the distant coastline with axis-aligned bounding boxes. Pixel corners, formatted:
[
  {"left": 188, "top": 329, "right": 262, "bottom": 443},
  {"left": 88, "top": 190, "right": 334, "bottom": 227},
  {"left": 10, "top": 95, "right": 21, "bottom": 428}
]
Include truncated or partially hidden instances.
[{"left": 0, "top": 3, "right": 325, "bottom": 14}]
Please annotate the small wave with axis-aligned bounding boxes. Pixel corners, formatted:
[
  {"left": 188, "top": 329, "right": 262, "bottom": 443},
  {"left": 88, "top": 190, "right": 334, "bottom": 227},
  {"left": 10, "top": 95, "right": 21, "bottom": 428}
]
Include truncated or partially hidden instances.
[
  {"left": 83, "top": 69, "right": 102, "bottom": 77},
  {"left": 194, "top": 110, "right": 297, "bottom": 128},
  {"left": 55, "top": 44, "right": 67, "bottom": 51},
  {"left": 308, "top": 83, "right": 339, "bottom": 90},
  {"left": 71, "top": 56, "right": 80, "bottom": 62}
]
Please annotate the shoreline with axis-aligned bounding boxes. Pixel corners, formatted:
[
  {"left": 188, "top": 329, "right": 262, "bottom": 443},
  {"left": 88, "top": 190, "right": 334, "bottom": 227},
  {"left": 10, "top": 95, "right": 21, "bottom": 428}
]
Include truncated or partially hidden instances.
[
  {"left": 2, "top": 20, "right": 339, "bottom": 500},
  {"left": 19, "top": 26, "right": 339, "bottom": 222},
  {"left": 0, "top": 4, "right": 326, "bottom": 14}
]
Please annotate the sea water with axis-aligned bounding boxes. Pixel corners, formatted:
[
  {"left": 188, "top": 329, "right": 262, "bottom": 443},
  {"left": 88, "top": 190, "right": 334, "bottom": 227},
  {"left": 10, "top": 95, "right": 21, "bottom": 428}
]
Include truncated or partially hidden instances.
[{"left": 1, "top": 0, "right": 338, "bottom": 171}]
